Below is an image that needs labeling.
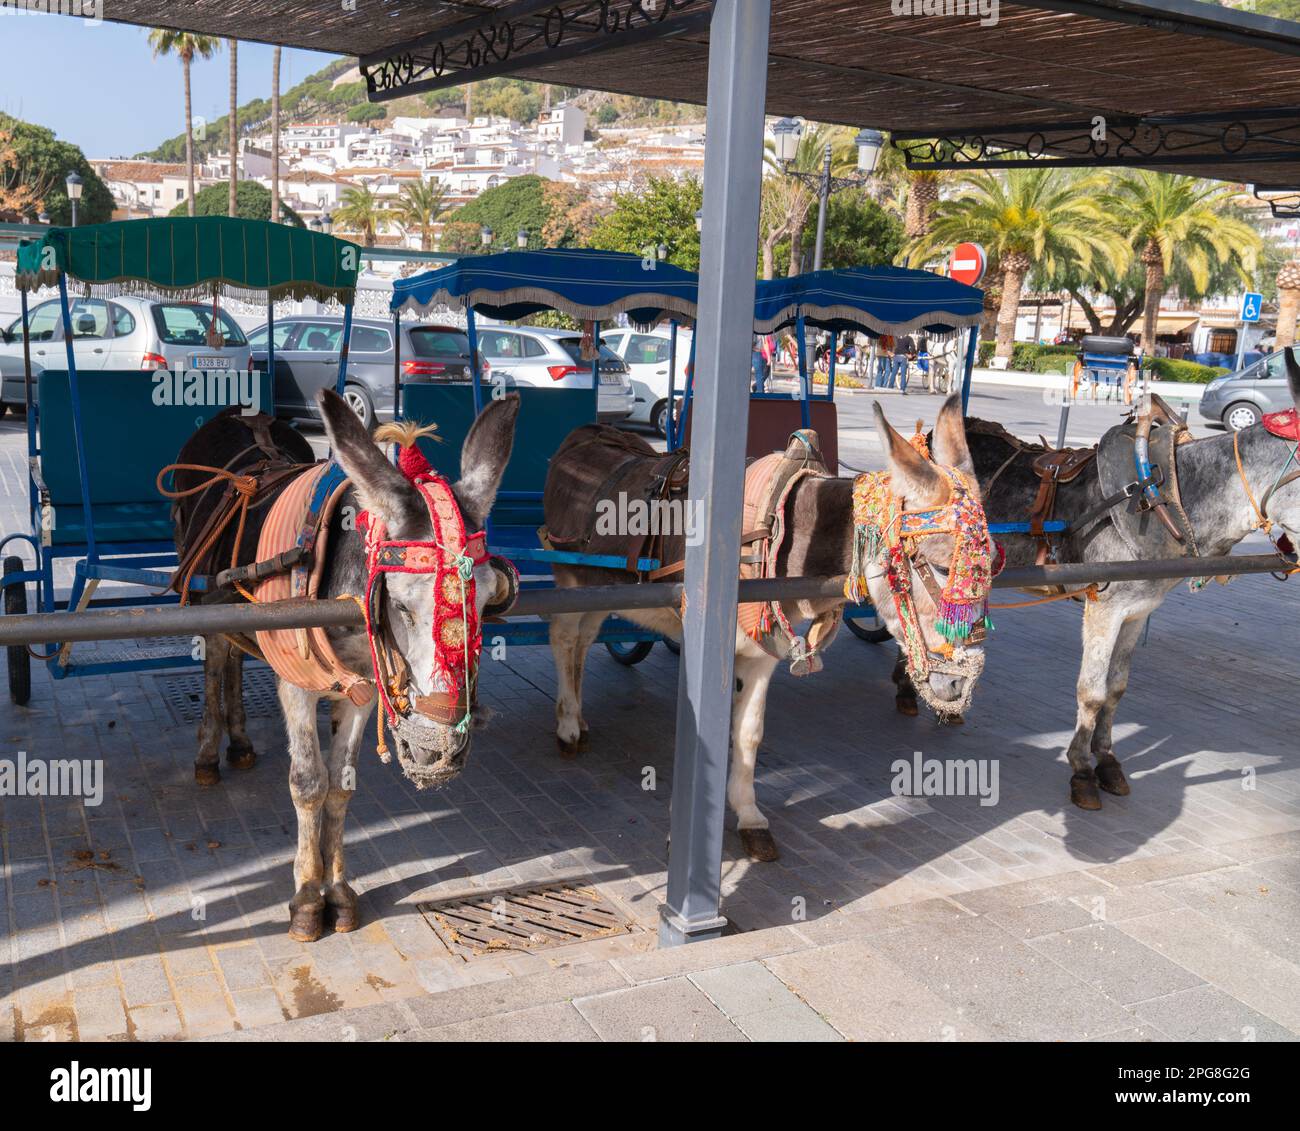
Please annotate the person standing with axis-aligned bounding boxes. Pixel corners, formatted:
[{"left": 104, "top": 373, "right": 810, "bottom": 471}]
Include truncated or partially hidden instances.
[
  {"left": 894, "top": 333, "right": 914, "bottom": 393},
  {"left": 876, "top": 333, "right": 895, "bottom": 388}
]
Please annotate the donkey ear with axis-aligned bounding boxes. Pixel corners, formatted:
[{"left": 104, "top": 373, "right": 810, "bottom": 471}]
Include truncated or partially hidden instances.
[
  {"left": 1286, "top": 347, "right": 1300, "bottom": 416},
  {"left": 452, "top": 393, "right": 520, "bottom": 530},
  {"left": 318, "top": 389, "right": 423, "bottom": 535},
  {"left": 931, "top": 394, "right": 975, "bottom": 477},
  {"left": 874, "top": 401, "right": 944, "bottom": 503}
]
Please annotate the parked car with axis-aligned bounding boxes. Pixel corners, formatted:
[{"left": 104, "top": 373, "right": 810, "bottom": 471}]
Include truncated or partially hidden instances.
[
  {"left": 602, "top": 326, "right": 692, "bottom": 435},
  {"left": 1198, "top": 349, "right": 1294, "bottom": 431},
  {"left": 474, "top": 324, "right": 633, "bottom": 423},
  {"left": 0, "top": 295, "right": 251, "bottom": 413},
  {"left": 248, "top": 315, "right": 478, "bottom": 428}
]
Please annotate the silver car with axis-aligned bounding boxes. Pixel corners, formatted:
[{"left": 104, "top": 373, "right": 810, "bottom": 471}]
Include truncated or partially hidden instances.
[
  {"left": 248, "top": 315, "right": 478, "bottom": 429},
  {"left": 0, "top": 294, "right": 251, "bottom": 413},
  {"left": 475, "top": 324, "right": 634, "bottom": 423},
  {"left": 1199, "top": 350, "right": 1294, "bottom": 431}
]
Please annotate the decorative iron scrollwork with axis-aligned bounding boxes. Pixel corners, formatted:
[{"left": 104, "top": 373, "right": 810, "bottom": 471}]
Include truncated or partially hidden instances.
[
  {"left": 361, "top": 0, "right": 714, "bottom": 102},
  {"left": 894, "top": 109, "right": 1300, "bottom": 172}
]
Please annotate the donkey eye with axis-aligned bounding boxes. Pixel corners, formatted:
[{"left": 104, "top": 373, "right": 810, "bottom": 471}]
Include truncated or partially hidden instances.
[{"left": 393, "top": 601, "right": 416, "bottom": 623}]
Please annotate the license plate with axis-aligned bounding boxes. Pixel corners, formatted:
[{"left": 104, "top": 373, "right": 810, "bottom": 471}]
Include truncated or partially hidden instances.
[
  {"left": 599, "top": 372, "right": 622, "bottom": 386},
  {"left": 191, "top": 355, "right": 232, "bottom": 370}
]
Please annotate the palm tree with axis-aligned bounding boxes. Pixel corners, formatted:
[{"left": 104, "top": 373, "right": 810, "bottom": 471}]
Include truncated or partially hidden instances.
[
  {"left": 148, "top": 30, "right": 221, "bottom": 217},
  {"left": 393, "top": 179, "right": 448, "bottom": 251},
  {"left": 334, "top": 185, "right": 388, "bottom": 246},
  {"left": 873, "top": 136, "right": 948, "bottom": 243},
  {"left": 270, "top": 47, "right": 281, "bottom": 223},
  {"left": 1102, "top": 171, "right": 1260, "bottom": 353},
  {"left": 227, "top": 38, "right": 238, "bottom": 216},
  {"left": 910, "top": 168, "right": 1128, "bottom": 362},
  {"left": 764, "top": 123, "right": 857, "bottom": 275}
]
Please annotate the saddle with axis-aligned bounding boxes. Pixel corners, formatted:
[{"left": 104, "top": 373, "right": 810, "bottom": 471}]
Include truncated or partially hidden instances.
[
  {"left": 542, "top": 426, "right": 691, "bottom": 579},
  {"left": 1027, "top": 446, "right": 1097, "bottom": 565},
  {"left": 738, "top": 429, "right": 838, "bottom": 674},
  {"left": 1265, "top": 407, "right": 1300, "bottom": 441}
]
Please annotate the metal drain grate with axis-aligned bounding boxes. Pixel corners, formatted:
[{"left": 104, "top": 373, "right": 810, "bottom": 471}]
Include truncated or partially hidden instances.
[
  {"left": 154, "top": 669, "right": 283, "bottom": 726},
  {"left": 419, "top": 883, "right": 633, "bottom": 957}
]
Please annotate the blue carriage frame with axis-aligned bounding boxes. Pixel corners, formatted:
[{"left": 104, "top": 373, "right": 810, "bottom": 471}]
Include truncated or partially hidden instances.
[{"left": 0, "top": 217, "right": 361, "bottom": 699}]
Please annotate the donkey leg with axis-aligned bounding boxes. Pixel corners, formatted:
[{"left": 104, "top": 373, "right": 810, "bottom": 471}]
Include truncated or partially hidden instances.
[
  {"left": 1091, "top": 614, "right": 1148, "bottom": 797},
  {"left": 550, "top": 612, "right": 586, "bottom": 757},
  {"left": 892, "top": 650, "right": 919, "bottom": 717},
  {"left": 730, "top": 647, "right": 780, "bottom": 862},
  {"left": 320, "top": 697, "right": 370, "bottom": 934},
  {"left": 194, "top": 635, "right": 228, "bottom": 787},
  {"left": 279, "top": 680, "right": 329, "bottom": 942},
  {"left": 222, "top": 644, "right": 256, "bottom": 770},
  {"left": 570, "top": 612, "right": 606, "bottom": 745},
  {"left": 1066, "top": 602, "right": 1128, "bottom": 811}
]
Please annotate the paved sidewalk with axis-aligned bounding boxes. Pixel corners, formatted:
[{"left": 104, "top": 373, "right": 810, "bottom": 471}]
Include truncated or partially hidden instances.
[{"left": 0, "top": 396, "right": 1298, "bottom": 1042}]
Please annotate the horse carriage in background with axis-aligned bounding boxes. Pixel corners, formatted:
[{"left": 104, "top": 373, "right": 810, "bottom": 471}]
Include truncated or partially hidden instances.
[
  {"left": 0, "top": 216, "right": 360, "bottom": 702},
  {"left": 1073, "top": 334, "right": 1143, "bottom": 403}
]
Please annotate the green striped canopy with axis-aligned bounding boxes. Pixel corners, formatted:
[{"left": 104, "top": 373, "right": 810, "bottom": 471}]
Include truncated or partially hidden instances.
[{"left": 15, "top": 216, "right": 360, "bottom": 303}]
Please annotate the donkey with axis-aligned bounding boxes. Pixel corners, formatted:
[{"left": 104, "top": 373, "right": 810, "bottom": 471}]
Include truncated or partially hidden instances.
[
  {"left": 895, "top": 359, "right": 1300, "bottom": 810},
  {"left": 170, "top": 389, "right": 519, "bottom": 940},
  {"left": 543, "top": 395, "right": 993, "bottom": 861}
]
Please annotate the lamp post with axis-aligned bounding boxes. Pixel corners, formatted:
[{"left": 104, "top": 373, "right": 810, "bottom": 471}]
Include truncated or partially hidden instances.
[
  {"left": 516, "top": 228, "right": 529, "bottom": 249},
  {"left": 657, "top": 243, "right": 669, "bottom": 261},
  {"left": 481, "top": 225, "right": 494, "bottom": 249},
  {"left": 694, "top": 209, "right": 703, "bottom": 234},
  {"left": 65, "top": 171, "right": 83, "bottom": 227},
  {"left": 772, "top": 120, "right": 883, "bottom": 271},
  {"left": 320, "top": 212, "right": 333, "bottom": 235}
]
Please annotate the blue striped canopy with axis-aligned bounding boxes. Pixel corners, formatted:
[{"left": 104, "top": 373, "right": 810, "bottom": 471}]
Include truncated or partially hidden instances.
[
  {"left": 754, "top": 265, "right": 983, "bottom": 338},
  {"left": 391, "top": 248, "right": 699, "bottom": 328}
]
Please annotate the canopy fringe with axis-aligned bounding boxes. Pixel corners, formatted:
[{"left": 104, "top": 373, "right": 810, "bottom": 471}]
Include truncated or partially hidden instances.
[{"left": 393, "top": 284, "right": 697, "bottom": 330}]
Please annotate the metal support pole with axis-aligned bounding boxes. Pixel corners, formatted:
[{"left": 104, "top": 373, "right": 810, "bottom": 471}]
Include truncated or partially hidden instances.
[
  {"left": 960, "top": 325, "right": 978, "bottom": 416},
  {"left": 333, "top": 302, "right": 354, "bottom": 395},
  {"left": 812, "top": 142, "right": 832, "bottom": 273},
  {"left": 674, "top": 329, "right": 699, "bottom": 451},
  {"left": 392, "top": 311, "right": 402, "bottom": 422},
  {"left": 666, "top": 320, "right": 679, "bottom": 445},
  {"left": 661, "top": 0, "right": 771, "bottom": 949},
  {"left": 266, "top": 300, "right": 276, "bottom": 388},
  {"left": 466, "top": 307, "right": 484, "bottom": 415},
  {"left": 796, "top": 314, "right": 812, "bottom": 429}
]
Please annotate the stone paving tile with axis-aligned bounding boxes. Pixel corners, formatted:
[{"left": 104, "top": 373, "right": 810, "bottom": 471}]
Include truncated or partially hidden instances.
[
  {"left": 1022, "top": 921, "right": 1205, "bottom": 1005},
  {"left": 1129, "top": 985, "right": 1296, "bottom": 1043},
  {"left": 414, "top": 1000, "right": 599, "bottom": 1042},
  {"left": 573, "top": 977, "right": 746, "bottom": 1042},
  {"left": 1115, "top": 909, "right": 1300, "bottom": 1034}
]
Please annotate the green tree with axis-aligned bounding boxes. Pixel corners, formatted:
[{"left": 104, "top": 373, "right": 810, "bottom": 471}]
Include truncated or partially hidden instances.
[
  {"left": 347, "top": 104, "right": 387, "bottom": 124},
  {"left": 0, "top": 113, "right": 113, "bottom": 225},
  {"left": 910, "top": 169, "right": 1127, "bottom": 361},
  {"left": 1101, "top": 171, "right": 1260, "bottom": 352},
  {"left": 589, "top": 175, "right": 703, "bottom": 270},
  {"left": 445, "top": 174, "right": 552, "bottom": 243},
  {"left": 334, "top": 185, "right": 388, "bottom": 245},
  {"left": 394, "top": 179, "right": 448, "bottom": 251},
  {"left": 148, "top": 29, "right": 222, "bottom": 217},
  {"left": 796, "top": 191, "right": 904, "bottom": 271},
  {"left": 170, "top": 180, "right": 303, "bottom": 226}
]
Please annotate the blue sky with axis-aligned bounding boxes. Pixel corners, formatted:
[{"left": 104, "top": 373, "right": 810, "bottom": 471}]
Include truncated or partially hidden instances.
[{"left": 1, "top": 11, "right": 338, "bottom": 157}]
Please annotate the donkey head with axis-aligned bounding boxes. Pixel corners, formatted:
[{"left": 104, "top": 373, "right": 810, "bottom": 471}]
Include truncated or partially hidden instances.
[
  {"left": 320, "top": 389, "right": 519, "bottom": 785},
  {"left": 868, "top": 395, "right": 993, "bottom": 713}
]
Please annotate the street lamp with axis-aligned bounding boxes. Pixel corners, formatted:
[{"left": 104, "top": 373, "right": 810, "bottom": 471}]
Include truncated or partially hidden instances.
[
  {"left": 516, "top": 228, "right": 529, "bottom": 249},
  {"left": 774, "top": 123, "right": 885, "bottom": 272},
  {"left": 481, "top": 225, "right": 493, "bottom": 248},
  {"left": 657, "top": 243, "right": 668, "bottom": 261},
  {"left": 65, "top": 171, "right": 83, "bottom": 227},
  {"left": 38, "top": 211, "right": 49, "bottom": 226},
  {"left": 694, "top": 209, "right": 703, "bottom": 234},
  {"left": 320, "top": 212, "right": 333, "bottom": 235}
]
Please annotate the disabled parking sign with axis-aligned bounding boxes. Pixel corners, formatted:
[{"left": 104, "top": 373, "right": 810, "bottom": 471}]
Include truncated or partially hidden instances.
[{"left": 1240, "top": 292, "right": 1263, "bottom": 323}]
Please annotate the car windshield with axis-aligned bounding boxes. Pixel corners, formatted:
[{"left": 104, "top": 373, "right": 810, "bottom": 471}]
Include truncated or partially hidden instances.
[
  {"left": 408, "top": 327, "right": 471, "bottom": 359},
  {"left": 152, "top": 304, "right": 248, "bottom": 347},
  {"left": 556, "top": 339, "right": 625, "bottom": 366}
]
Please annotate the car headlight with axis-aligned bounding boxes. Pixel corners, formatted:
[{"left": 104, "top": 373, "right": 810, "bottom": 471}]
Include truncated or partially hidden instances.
[{"left": 1204, "top": 378, "right": 1227, "bottom": 393}]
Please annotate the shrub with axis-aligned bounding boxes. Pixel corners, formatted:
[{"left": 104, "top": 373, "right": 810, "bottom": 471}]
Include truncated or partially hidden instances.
[
  {"left": 978, "top": 340, "right": 1075, "bottom": 370},
  {"left": 1142, "top": 357, "right": 1230, "bottom": 385}
]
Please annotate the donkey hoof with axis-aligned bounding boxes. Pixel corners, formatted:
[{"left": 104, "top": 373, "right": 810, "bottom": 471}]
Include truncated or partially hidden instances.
[
  {"left": 324, "top": 883, "right": 360, "bottom": 934},
  {"left": 739, "top": 827, "right": 780, "bottom": 863},
  {"left": 194, "top": 763, "right": 221, "bottom": 787},
  {"left": 225, "top": 739, "right": 256, "bottom": 770},
  {"left": 895, "top": 695, "right": 919, "bottom": 717},
  {"left": 1070, "top": 771, "right": 1103, "bottom": 811},
  {"left": 1095, "top": 755, "right": 1130, "bottom": 796},
  {"left": 288, "top": 902, "right": 325, "bottom": 943}
]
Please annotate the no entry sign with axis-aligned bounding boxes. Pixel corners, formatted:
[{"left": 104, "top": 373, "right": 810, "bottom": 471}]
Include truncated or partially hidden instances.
[{"left": 948, "top": 242, "right": 987, "bottom": 287}]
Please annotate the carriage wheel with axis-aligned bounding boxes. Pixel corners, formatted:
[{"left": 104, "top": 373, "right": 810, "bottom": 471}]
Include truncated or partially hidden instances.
[
  {"left": 605, "top": 639, "right": 655, "bottom": 666},
  {"left": 844, "top": 609, "right": 893, "bottom": 644},
  {"left": 4, "top": 556, "right": 31, "bottom": 706}
]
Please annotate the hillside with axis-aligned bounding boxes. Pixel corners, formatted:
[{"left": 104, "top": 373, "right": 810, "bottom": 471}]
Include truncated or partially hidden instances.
[{"left": 142, "top": 60, "right": 701, "bottom": 162}]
